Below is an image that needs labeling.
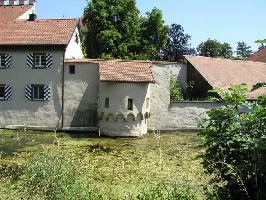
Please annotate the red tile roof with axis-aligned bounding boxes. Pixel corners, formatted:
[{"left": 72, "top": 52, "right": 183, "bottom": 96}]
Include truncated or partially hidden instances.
[
  {"left": 185, "top": 56, "right": 266, "bottom": 98},
  {"left": 0, "top": 5, "right": 33, "bottom": 23},
  {"left": 248, "top": 47, "right": 266, "bottom": 63},
  {"left": 65, "top": 58, "right": 102, "bottom": 63},
  {"left": 0, "top": 5, "right": 79, "bottom": 46},
  {"left": 0, "top": 19, "right": 79, "bottom": 46},
  {"left": 247, "top": 87, "right": 266, "bottom": 99},
  {"left": 99, "top": 60, "right": 154, "bottom": 83}
]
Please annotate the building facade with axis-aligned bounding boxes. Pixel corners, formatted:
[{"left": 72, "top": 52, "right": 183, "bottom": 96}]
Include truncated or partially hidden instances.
[{"left": 1, "top": 1, "right": 265, "bottom": 136}]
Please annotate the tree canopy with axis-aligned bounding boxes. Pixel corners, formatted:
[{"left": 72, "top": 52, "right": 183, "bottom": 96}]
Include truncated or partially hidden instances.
[
  {"left": 83, "top": 1, "right": 168, "bottom": 60},
  {"left": 197, "top": 39, "right": 233, "bottom": 58},
  {"left": 83, "top": 0, "right": 140, "bottom": 59},
  {"left": 163, "top": 24, "right": 196, "bottom": 61},
  {"left": 236, "top": 41, "right": 253, "bottom": 59},
  {"left": 138, "top": 8, "right": 169, "bottom": 60}
]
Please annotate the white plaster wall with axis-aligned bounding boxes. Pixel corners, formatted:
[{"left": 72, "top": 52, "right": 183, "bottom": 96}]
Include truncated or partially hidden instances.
[
  {"left": 17, "top": 4, "right": 35, "bottom": 19},
  {"left": 63, "top": 62, "right": 99, "bottom": 128},
  {"left": 0, "top": 50, "right": 64, "bottom": 130},
  {"left": 165, "top": 102, "right": 223, "bottom": 130},
  {"left": 149, "top": 63, "right": 171, "bottom": 130},
  {"left": 98, "top": 82, "right": 150, "bottom": 136},
  {"left": 65, "top": 27, "right": 84, "bottom": 59},
  {"left": 149, "top": 62, "right": 222, "bottom": 131}
]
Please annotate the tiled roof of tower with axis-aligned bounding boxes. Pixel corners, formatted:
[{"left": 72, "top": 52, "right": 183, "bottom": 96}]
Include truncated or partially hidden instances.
[
  {"left": 0, "top": 19, "right": 79, "bottom": 46},
  {"left": 248, "top": 47, "right": 266, "bottom": 63},
  {"left": 185, "top": 55, "right": 266, "bottom": 98},
  {"left": 0, "top": 5, "right": 33, "bottom": 23},
  {"left": 99, "top": 60, "right": 155, "bottom": 83}
]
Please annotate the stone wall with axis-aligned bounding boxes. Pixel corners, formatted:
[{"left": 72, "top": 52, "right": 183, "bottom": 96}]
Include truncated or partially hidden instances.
[
  {"left": 63, "top": 62, "right": 99, "bottom": 129},
  {"left": 148, "top": 62, "right": 223, "bottom": 131}
]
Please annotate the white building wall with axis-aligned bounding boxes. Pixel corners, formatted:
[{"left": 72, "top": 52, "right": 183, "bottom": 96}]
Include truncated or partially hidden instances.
[
  {"left": 98, "top": 82, "right": 150, "bottom": 136},
  {"left": 17, "top": 5, "right": 36, "bottom": 19},
  {"left": 65, "top": 27, "right": 84, "bottom": 59},
  {"left": 63, "top": 62, "right": 99, "bottom": 130},
  {"left": 148, "top": 62, "right": 221, "bottom": 131},
  {"left": 0, "top": 50, "right": 64, "bottom": 130}
]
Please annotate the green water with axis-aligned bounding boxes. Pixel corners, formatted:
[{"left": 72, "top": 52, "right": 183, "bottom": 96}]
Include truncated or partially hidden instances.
[{"left": 0, "top": 130, "right": 55, "bottom": 157}]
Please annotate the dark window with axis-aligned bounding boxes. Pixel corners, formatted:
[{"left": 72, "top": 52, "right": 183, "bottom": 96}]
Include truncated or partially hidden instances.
[
  {"left": 75, "top": 33, "right": 79, "bottom": 44},
  {"left": 146, "top": 98, "right": 150, "bottom": 109},
  {"left": 0, "top": 85, "right": 5, "bottom": 100},
  {"left": 105, "top": 97, "right": 109, "bottom": 108},
  {"left": 69, "top": 65, "right": 75, "bottom": 74},
  {"left": 0, "top": 55, "right": 5, "bottom": 67},
  {"left": 34, "top": 53, "right": 46, "bottom": 68},
  {"left": 32, "top": 85, "right": 45, "bottom": 100},
  {"left": 127, "top": 98, "right": 133, "bottom": 111}
]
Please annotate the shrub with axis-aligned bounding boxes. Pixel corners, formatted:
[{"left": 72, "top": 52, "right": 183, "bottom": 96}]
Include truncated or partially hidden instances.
[
  {"left": 170, "top": 75, "right": 184, "bottom": 101},
  {"left": 17, "top": 149, "right": 103, "bottom": 200},
  {"left": 199, "top": 84, "right": 266, "bottom": 199}
]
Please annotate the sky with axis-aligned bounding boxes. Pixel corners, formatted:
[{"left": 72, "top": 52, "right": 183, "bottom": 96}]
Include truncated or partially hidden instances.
[{"left": 37, "top": 0, "right": 266, "bottom": 52}]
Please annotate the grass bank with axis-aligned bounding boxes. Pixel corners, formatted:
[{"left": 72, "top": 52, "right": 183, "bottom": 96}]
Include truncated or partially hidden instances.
[{"left": 0, "top": 130, "right": 214, "bottom": 199}]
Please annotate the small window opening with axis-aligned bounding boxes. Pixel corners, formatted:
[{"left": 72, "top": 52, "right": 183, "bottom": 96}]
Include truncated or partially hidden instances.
[
  {"left": 69, "top": 65, "right": 75, "bottom": 74},
  {"left": 0, "top": 55, "right": 5, "bottom": 67},
  {"left": 75, "top": 33, "right": 79, "bottom": 44},
  {"left": 32, "top": 84, "right": 45, "bottom": 100},
  {"left": 146, "top": 98, "right": 150, "bottom": 109},
  {"left": 0, "top": 84, "right": 5, "bottom": 100},
  {"left": 127, "top": 98, "right": 133, "bottom": 111},
  {"left": 34, "top": 53, "right": 46, "bottom": 68},
  {"left": 105, "top": 97, "right": 109, "bottom": 108}
]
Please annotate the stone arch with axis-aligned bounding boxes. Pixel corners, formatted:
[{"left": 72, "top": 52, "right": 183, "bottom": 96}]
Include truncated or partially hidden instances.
[
  {"left": 116, "top": 113, "right": 126, "bottom": 123},
  {"left": 137, "top": 113, "right": 144, "bottom": 121},
  {"left": 106, "top": 113, "right": 115, "bottom": 121},
  {"left": 98, "top": 112, "right": 105, "bottom": 120},
  {"left": 127, "top": 113, "right": 136, "bottom": 122}
]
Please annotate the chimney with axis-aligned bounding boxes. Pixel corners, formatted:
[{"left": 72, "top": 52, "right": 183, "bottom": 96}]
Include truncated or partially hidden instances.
[{"left": 28, "top": 13, "right": 37, "bottom": 21}]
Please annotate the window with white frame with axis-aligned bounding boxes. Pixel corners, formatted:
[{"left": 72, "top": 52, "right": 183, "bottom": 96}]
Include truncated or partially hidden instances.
[
  {"left": 32, "top": 84, "right": 45, "bottom": 100},
  {"left": 0, "top": 85, "right": 5, "bottom": 100},
  {"left": 34, "top": 54, "right": 46, "bottom": 68},
  {"left": 0, "top": 55, "right": 5, "bottom": 68}
]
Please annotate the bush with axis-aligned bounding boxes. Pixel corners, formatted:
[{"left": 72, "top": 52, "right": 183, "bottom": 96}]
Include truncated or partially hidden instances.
[
  {"left": 199, "top": 84, "right": 266, "bottom": 199},
  {"left": 170, "top": 75, "right": 184, "bottom": 101},
  {"left": 136, "top": 184, "right": 197, "bottom": 200},
  {"left": 17, "top": 149, "right": 103, "bottom": 200}
]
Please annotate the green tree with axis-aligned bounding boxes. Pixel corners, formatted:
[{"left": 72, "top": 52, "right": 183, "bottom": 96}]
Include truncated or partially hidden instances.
[
  {"left": 199, "top": 85, "right": 266, "bottom": 199},
  {"left": 139, "top": 8, "right": 169, "bottom": 60},
  {"left": 83, "top": 0, "right": 141, "bottom": 59},
  {"left": 236, "top": 41, "right": 253, "bottom": 59},
  {"left": 163, "top": 24, "right": 196, "bottom": 61},
  {"left": 197, "top": 39, "right": 233, "bottom": 58}
]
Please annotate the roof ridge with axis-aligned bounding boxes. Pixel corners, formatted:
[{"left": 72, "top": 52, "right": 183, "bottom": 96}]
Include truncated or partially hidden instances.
[{"left": 185, "top": 55, "right": 266, "bottom": 66}]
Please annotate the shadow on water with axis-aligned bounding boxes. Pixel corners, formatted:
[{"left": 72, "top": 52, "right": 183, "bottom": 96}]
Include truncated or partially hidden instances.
[
  {"left": 0, "top": 131, "right": 54, "bottom": 157},
  {"left": 88, "top": 144, "right": 113, "bottom": 153}
]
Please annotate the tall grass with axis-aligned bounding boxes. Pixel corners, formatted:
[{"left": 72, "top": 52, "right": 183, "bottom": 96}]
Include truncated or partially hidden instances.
[
  {"left": 17, "top": 149, "right": 103, "bottom": 200},
  {"left": 135, "top": 184, "right": 197, "bottom": 200}
]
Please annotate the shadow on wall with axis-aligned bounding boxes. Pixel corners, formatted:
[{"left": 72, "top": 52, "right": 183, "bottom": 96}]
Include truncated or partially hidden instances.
[
  {"left": 69, "top": 86, "right": 98, "bottom": 128},
  {"left": 0, "top": 81, "right": 62, "bottom": 128}
]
